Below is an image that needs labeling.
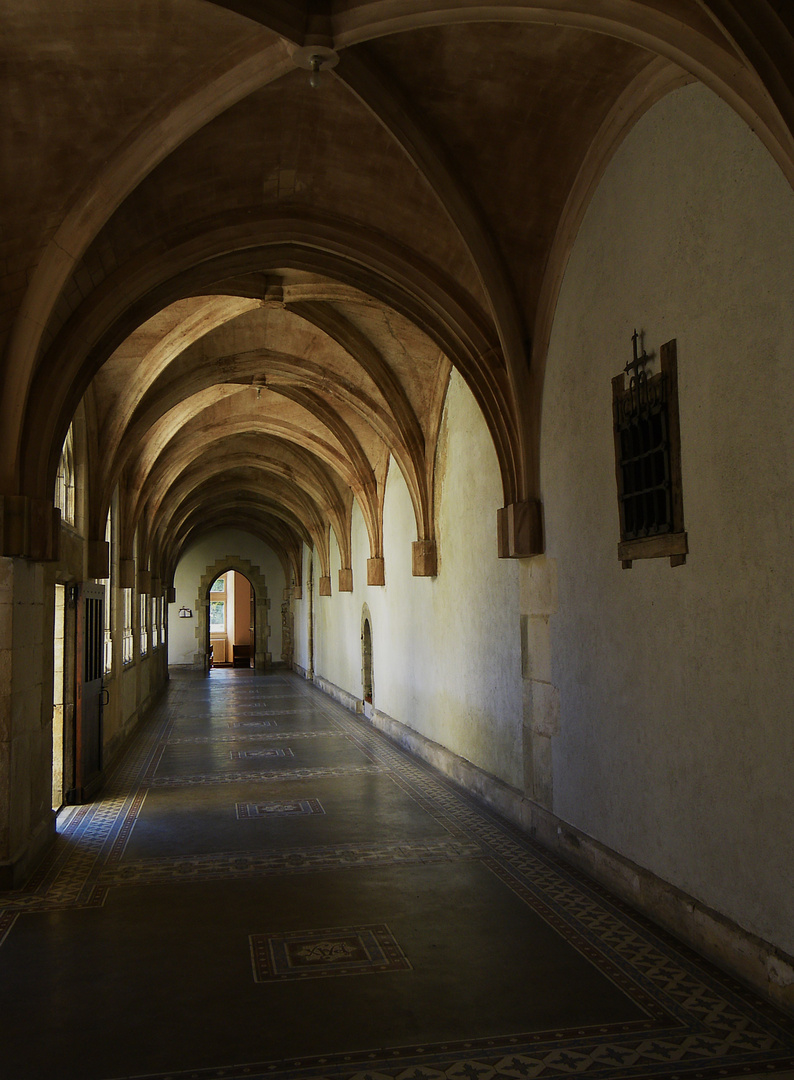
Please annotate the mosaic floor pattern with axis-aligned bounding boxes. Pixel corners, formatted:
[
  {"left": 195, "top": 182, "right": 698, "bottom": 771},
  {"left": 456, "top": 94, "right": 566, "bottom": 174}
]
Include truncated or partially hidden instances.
[
  {"left": 250, "top": 923, "right": 412, "bottom": 982},
  {"left": 0, "top": 668, "right": 792, "bottom": 1080}
]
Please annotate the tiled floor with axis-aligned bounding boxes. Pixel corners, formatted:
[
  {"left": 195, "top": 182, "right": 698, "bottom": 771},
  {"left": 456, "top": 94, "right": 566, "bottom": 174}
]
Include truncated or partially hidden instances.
[{"left": 1, "top": 668, "right": 793, "bottom": 1080}]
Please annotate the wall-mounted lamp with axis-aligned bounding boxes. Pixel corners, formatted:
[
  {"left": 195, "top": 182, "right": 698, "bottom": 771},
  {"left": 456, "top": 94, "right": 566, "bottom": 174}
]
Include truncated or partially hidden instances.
[{"left": 178, "top": 606, "right": 193, "bottom": 619}]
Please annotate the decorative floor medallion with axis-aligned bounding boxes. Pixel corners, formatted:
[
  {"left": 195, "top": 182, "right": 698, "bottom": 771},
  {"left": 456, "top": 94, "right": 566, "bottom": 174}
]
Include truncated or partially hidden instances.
[
  {"left": 249, "top": 923, "right": 412, "bottom": 982},
  {"left": 229, "top": 747, "right": 294, "bottom": 760},
  {"left": 235, "top": 798, "right": 325, "bottom": 819}
]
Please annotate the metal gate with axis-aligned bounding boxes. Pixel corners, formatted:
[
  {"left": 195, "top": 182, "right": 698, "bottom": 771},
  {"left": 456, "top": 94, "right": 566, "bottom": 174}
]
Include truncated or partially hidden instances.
[{"left": 73, "top": 582, "right": 106, "bottom": 801}]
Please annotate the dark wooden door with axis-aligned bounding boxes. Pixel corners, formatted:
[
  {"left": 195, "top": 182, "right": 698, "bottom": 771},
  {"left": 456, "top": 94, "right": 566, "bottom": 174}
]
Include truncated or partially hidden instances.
[{"left": 75, "top": 582, "right": 105, "bottom": 800}]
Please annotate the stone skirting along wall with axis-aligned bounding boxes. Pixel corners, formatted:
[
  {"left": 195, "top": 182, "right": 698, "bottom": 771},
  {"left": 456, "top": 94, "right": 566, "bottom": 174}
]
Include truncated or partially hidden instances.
[{"left": 300, "top": 668, "right": 794, "bottom": 1017}]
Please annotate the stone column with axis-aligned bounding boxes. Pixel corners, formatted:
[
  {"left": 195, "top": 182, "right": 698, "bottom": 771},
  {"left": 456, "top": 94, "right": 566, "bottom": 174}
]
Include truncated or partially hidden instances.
[
  {"left": 255, "top": 597, "right": 270, "bottom": 669},
  {"left": 0, "top": 557, "right": 53, "bottom": 888}
]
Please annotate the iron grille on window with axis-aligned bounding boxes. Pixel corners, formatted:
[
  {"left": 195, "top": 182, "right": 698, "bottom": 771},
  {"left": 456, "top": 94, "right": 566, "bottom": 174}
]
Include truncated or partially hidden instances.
[
  {"left": 611, "top": 337, "right": 687, "bottom": 567},
  {"left": 615, "top": 368, "right": 671, "bottom": 538}
]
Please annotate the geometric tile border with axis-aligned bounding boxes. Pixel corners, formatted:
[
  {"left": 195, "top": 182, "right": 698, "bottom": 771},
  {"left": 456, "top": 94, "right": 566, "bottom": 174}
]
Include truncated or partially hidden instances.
[
  {"left": 169, "top": 733, "right": 338, "bottom": 744},
  {"left": 249, "top": 923, "right": 412, "bottom": 982},
  {"left": 229, "top": 748, "right": 295, "bottom": 760},
  {"left": 145, "top": 764, "right": 387, "bottom": 787},
  {"left": 94, "top": 837, "right": 484, "bottom": 887},
  {"left": 227, "top": 720, "right": 278, "bottom": 729},
  {"left": 236, "top": 798, "right": 324, "bottom": 819}
]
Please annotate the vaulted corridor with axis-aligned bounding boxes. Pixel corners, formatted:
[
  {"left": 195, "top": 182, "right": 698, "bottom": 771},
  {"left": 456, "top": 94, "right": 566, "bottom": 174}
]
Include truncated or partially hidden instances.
[{"left": 1, "top": 668, "right": 792, "bottom": 1080}]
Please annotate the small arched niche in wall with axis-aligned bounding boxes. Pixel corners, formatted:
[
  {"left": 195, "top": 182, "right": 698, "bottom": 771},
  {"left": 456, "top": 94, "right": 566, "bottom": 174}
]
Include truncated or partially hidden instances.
[{"left": 361, "top": 604, "right": 373, "bottom": 719}]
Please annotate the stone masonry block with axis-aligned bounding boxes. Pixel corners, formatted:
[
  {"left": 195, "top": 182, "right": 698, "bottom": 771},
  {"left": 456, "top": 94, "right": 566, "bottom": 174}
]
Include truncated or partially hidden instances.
[
  {"left": 338, "top": 568, "right": 353, "bottom": 592},
  {"left": 367, "top": 557, "right": 385, "bottom": 586},
  {"left": 0, "top": 740, "right": 10, "bottom": 858},
  {"left": 13, "top": 602, "right": 35, "bottom": 649},
  {"left": 521, "top": 614, "right": 552, "bottom": 684},
  {"left": 0, "top": 684, "right": 10, "bottom": 744},
  {"left": 497, "top": 500, "right": 543, "bottom": 559},
  {"left": 14, "top": 644, "right": 43, "bottom": 691},
  {"left": 519, "top": 555, "right": 558, "bottom": 616},
  {"left": 0, "top": 557, "right": 13, "bottom": 596},
  {"left": 532, "top": 733, "right": 554, "bottom": 811},
  {"left": 412, "top": 540, "right": 437, "bottom": 577},
  {"left": 87, "top": 540, "right": 110, "bottom": 580},
  {"left": 0, "top": 600, "right": 12, "bottom": 644},
  {"left": 530, "top": 679, "right": 560, "bottom": 738},
  {"left": 319, "top": 575, "right": 332, "bottom": 596}
]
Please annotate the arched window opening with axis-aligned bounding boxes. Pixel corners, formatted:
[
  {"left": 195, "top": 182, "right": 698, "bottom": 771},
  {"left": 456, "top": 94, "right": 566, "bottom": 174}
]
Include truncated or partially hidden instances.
[
  {"left": 362, "top": 617, "right": 373, "bottom": 708},
  {"left": 55, "top": 424, "right": 75, "bottom": 526},
  {"left": 123, "top": 528, "right": 135, "bottom": 666},
  {"left": 102, "top": 509, "right": 113, "bottom": 675},
  {"left": 52, "top": 583, "right": 67, "bottom": 811}
]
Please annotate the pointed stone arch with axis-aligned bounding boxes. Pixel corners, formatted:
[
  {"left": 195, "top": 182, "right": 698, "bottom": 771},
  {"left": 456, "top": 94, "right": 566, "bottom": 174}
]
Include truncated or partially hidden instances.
[{"left": 195, "top": 556, "right": 271, "bottom": 672}]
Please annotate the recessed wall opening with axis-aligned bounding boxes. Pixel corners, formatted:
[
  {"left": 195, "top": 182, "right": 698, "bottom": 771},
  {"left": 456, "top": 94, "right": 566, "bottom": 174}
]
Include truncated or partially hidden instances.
[
  {"left": 362, "top": 613, "right": 373, "bottom": 717},
  {"left": 52, "top": 584, "right": 66, "bottom": 811},
  {"left": 208, "top": 570, "right": 254, "bottom": 669}
]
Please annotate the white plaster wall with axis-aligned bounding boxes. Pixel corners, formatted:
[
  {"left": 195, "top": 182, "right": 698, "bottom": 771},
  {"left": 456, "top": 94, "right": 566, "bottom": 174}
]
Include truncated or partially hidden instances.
[
  {"left": 311, "top": 371, "right": 523, "bottom": 788},
  {"left": 541, "top": 84, "right": 794, "bottom": 954},
  {"left": 168, "top": 529, "right": 285, "bottom": 664}
]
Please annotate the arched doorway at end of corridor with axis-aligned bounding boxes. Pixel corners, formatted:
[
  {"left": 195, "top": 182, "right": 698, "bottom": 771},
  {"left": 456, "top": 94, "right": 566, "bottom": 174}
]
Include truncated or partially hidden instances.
[
  {"left": 208, "top": 570, "right": 254, "bottom": 668},
  {"left": 195, "top": 557, "right": 272, "bottom": 673}
]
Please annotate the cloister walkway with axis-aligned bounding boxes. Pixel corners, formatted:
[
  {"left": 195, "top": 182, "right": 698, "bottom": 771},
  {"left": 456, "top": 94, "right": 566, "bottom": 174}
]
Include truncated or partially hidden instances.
[{"left": 0, "top": 668, "right": 793, "bottom": 1080}]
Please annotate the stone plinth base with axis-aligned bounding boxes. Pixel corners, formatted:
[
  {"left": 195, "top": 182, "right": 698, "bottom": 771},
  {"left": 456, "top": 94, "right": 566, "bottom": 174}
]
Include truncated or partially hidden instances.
[
  {"left": 497, "top": 500, "right": 543, "bottom": 558},
  {"left": 412, "top": 540, "right": 437, "bottom": 577}
]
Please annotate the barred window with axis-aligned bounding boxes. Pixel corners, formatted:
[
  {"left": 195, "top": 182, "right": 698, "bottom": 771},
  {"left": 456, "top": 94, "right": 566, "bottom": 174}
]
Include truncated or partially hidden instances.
[
  {"left": 122, "top": 589, "right": 134, "bottom": 665},
  {"left": 612, "top": 336, "right": 687, "bottom": 568},
  {"left": 102, "top": 511, "right": 113, "bottom": 674},
  {"left": 140, "top": 592, "right": 149, "bottom": 656}
]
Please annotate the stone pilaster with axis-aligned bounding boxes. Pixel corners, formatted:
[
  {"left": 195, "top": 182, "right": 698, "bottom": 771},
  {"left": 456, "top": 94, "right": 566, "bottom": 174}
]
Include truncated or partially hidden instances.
[
  {"left": 519, "top": 555, "right": 559, "bottom": 810},
  {"left": 0, "top": 557, "right": 53, "bottom": 887},
  {"left": 86, "top": 540, "right": 109, "bottom": 580},
  {"left": 0, "top": 497, "right": 60, "bottom": 562}
]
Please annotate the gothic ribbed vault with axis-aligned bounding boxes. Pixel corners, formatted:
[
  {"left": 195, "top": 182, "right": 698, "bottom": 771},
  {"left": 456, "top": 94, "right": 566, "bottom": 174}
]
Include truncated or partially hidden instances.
[{"left": 3, "top": 0, "right": 793, "bottom": 589}]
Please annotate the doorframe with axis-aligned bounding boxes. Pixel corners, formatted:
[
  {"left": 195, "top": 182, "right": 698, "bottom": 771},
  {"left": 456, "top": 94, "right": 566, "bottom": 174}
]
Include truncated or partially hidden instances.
[
  {"left": 71, "top": 581, "right": 106, "bottom": 803},
  {"left": 195, "top": 557, "right": 271, "bottom": 672}
]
